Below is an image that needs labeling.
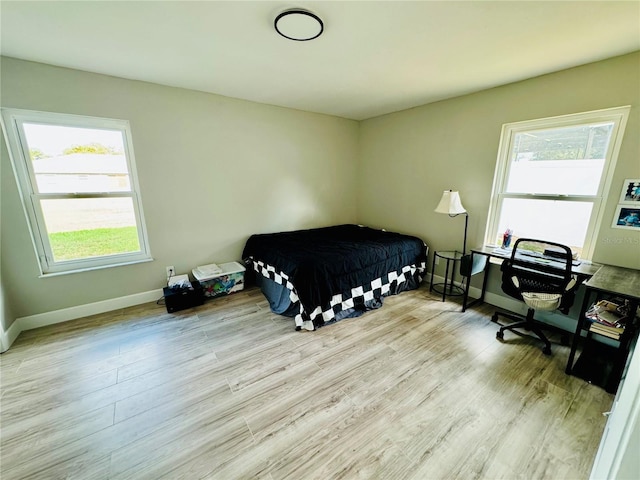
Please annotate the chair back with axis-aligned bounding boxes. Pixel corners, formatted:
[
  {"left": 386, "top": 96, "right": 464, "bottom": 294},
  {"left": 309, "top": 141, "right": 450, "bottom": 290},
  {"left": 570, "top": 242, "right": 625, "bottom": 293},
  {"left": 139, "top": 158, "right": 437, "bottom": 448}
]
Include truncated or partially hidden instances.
[{"left": 500, "top": 238, "right": 576, "bottom": 313}]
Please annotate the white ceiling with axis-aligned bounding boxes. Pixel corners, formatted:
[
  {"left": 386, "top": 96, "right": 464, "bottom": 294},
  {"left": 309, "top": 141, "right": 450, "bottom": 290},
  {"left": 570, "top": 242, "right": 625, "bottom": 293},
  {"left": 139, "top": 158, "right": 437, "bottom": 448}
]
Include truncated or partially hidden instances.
[{"left": 1, "top": 1, "right": 639, "bottom": 120}]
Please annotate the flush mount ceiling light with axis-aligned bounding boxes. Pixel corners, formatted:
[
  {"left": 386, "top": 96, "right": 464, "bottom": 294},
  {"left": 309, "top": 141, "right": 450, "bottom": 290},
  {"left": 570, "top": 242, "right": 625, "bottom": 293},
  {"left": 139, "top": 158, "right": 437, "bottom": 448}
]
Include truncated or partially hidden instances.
[{"left": 274, "top": 9, "right": 323, "bottom": 41}]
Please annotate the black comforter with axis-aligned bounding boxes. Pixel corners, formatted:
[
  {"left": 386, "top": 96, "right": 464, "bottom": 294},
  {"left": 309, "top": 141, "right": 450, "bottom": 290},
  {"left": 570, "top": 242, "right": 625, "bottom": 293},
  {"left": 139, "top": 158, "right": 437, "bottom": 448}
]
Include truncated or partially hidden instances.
[{"left": 242, "top": 224, "right": 427, "bottom": 324}]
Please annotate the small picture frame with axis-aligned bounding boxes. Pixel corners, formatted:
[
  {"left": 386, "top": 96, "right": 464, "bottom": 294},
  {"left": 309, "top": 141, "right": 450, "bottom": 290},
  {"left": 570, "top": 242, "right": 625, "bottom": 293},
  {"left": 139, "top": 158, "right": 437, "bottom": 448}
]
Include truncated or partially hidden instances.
[
  {"left": 619, "top": 179, "right": 640, "bottom": 204},
  {"left": 612, "top": 205, "right": 640, "bottom": 230}
]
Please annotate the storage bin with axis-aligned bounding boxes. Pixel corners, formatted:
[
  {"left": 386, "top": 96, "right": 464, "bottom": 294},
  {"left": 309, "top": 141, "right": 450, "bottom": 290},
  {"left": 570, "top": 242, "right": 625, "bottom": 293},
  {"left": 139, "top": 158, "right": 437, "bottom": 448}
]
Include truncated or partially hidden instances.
[
  {"left": 192, "top": 261, "right": 246, "bottom": 298},
  {"left": 163, "top": 281, "right": 204, "bottom": 313}
]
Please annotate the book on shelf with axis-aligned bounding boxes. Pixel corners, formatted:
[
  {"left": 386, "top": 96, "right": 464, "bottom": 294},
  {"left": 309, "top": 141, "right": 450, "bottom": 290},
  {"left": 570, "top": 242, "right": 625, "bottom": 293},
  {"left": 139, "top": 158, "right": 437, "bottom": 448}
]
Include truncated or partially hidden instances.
[
  {"left": 585, "top": 299, "right": 628, "bottom": 327},
  {"left": 589, "top": 322, "right": 623, "bottom": 340},
  {"left": 594, "top": 299, "right": 621, "bottom": 311}
]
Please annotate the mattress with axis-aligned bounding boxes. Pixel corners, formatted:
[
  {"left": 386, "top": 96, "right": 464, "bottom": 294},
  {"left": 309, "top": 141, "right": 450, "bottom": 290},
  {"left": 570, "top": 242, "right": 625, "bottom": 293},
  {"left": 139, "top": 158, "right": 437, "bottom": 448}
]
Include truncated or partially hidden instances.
[{"left": 243, "top": 224, "right": 428, "bottom": 330}]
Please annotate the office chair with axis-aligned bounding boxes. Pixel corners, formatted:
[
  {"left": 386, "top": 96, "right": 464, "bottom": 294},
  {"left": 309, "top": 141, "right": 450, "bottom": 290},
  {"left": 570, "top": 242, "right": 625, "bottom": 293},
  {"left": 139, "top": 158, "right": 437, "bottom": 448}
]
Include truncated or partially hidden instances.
[{"left": 493, "top": 238, "right": 577, "bottom": 355}]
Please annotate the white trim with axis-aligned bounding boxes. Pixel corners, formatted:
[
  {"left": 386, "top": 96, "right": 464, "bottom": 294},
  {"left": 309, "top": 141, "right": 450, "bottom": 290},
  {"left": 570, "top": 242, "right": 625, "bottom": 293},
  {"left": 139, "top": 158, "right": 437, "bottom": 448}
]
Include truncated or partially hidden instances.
[
  {"left": 447, "top": 270, "right": 616, "bottom": 344},
  {"left": 481, "top": 289, "right": 577, "bottom": 334},
  {"left": 484, "top": 106, "right": 630, "bottom": 259},
  {"left": 0, "top": 288, "right": 163, "bottom": 351},
  {"left": 17, "top": 288, "right": 164, "bottom": 331},
  {"left": 38, "top": 256, "right": 154, "bottom": 278},
  {"left": 590, "top": 339, "right": 640, "bottom": 480},
  {"left": 429, "top": 272, "right": 530, "bottom": 316},
  {"left": 0, "top": 320, "right": 21, "bottom": 353},
  {"left": 429, "top": 273, "right": 483, "bottom": 304},
  {"left": 0, "top": 108, "right": 153, "bottom": 275}
]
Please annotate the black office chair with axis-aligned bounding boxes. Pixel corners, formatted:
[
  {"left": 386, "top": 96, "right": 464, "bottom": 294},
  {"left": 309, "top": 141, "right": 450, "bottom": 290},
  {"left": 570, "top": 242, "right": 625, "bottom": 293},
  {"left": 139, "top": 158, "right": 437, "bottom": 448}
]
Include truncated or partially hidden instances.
[{"left": 493, "top": 238, "right": 578, "bottom": 355}]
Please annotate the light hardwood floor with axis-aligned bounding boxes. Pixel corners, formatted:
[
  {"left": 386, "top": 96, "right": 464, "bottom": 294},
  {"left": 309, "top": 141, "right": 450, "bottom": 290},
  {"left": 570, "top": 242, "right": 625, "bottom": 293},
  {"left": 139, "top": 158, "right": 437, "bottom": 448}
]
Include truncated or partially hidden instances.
[{"left": 0, "top": 284, "right": 613, "bottom": 479}]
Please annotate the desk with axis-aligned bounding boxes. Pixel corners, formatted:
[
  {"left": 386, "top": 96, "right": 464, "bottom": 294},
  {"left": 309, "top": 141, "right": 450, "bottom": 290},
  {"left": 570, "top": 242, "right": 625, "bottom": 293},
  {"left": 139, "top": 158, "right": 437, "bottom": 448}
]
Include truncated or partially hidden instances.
[
  {"left": 462, "top": 246, "right": 601, "bottom": 312},
  {"left": 565, "top": 265, "right": 640, "bottom": 393}
]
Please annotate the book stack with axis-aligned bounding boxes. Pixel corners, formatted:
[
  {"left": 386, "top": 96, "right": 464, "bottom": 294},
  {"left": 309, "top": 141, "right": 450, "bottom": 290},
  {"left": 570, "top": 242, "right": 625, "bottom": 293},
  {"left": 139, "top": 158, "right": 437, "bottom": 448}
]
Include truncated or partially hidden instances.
[
  {"left": 586, "top": 299, "right": 627, "bottom": 340},
  {"left": 589, "top": 323, "right": 624, "bottom": 340}
]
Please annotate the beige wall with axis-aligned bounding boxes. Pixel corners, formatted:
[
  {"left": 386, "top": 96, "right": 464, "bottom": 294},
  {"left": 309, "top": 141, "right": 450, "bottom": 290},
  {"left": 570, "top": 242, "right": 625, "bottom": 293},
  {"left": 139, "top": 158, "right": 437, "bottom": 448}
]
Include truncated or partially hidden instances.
[
  {"left": 0, "top": 57, "right": 359, "bottom": 323},
  {"left": 2, "top": 52, "right": 639, "bottom": 327},
  {"left": 358, "top": 52, "right": 640, "bottom": 276}
]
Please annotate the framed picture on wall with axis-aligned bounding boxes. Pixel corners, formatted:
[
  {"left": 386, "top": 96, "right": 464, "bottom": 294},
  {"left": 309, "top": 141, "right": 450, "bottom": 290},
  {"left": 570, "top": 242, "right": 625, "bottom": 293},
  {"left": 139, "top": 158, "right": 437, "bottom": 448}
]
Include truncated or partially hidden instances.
[
  {"left": 612, "top": 205, "right": 640, "bottom": 230},
  {"left": 619, "top": 178, "right": 640, "bottom": 203}
]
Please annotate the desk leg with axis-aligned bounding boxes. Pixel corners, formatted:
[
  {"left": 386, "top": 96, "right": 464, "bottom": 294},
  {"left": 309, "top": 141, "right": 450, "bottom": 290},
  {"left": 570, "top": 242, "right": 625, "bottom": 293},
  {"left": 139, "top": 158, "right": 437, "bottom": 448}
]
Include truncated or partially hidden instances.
[
  {"left": 566, "top": 288, "right": 592, "bottom": 374},
  {"left": 478, "top": 261, "right": 490, "bottom": 304},
  {"left": 606, "top": 299, "right": 639, "bottom": 393},
  {"left": 462, "top": 253, "right": 472, "bottom": 312},
  {"left": 462, "top": 253, "right": 490, "bottom": 312}
]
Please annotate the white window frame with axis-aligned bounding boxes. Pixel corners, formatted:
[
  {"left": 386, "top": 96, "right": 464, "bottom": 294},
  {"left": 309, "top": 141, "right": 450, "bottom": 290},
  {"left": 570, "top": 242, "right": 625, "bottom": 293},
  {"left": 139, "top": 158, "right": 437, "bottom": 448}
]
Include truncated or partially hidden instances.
[
  {"left": 485, "top": 106, "right": 630, "bottom": 260},
  {"left": 1, "top": 108, "right": 152, "bottom": 276}
]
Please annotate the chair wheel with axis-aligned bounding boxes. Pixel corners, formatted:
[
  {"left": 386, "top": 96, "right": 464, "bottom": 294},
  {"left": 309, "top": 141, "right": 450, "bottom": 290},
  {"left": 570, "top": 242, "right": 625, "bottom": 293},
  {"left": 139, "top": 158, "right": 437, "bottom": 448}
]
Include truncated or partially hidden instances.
[
  {"left": 496, "top": 330, "right": 504, "bottom": 340},
  {"left": 491, "top": 314, "right": 499, "bottom": 323},
  {"left": 542, "top": 346, "right": 551, "bottom": 355}
]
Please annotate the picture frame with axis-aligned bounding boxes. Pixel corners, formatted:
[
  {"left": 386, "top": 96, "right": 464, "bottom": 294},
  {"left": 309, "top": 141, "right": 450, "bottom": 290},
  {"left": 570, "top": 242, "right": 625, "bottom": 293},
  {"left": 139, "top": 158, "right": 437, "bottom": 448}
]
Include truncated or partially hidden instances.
[
  {"left": 619, "top": 178, "right": 640, "bottom": 204},
  {"left": 612, "top": 205, "right": 640, "bottom": 230}
]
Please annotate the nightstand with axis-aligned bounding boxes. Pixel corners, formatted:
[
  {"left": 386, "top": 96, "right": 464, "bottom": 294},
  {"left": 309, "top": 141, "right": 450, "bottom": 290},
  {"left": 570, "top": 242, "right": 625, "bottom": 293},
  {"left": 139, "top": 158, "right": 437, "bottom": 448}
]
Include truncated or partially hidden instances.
[{"left": 430, "top": 250, "right": 465, "bottom": 302}]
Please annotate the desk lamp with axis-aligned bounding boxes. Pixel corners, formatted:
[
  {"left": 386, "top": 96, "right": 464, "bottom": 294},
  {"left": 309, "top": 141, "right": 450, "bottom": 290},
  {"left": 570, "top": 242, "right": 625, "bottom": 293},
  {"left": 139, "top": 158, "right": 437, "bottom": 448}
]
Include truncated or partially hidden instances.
[{"left": 435, "top": 190, "right": 468, "bottom": 255}]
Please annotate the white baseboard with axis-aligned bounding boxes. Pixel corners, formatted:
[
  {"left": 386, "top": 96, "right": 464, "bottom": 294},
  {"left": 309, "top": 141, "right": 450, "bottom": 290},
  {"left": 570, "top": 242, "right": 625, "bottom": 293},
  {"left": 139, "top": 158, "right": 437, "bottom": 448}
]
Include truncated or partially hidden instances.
[
  {"left": 429, "top": 273, "right": 577, "bottom": 333},
  {"left": 2, "top": 288, "right": 163, "bottom": 351},
  {"left": 428, "top": 273, "right": 490, "bottom": 308},
  {"left": 0, "top": 274, "right": 576, "bottom": 352},
  {"left": 428, "top": 272, "right": 522, "bottom": 313}
]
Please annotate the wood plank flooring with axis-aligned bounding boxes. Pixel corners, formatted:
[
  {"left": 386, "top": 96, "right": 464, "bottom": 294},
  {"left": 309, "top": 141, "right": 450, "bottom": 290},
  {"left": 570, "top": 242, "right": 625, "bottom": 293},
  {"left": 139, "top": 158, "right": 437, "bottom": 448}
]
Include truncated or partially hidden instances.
[{"left": 0, "top": 285, "right": 613, "bottom": 479}]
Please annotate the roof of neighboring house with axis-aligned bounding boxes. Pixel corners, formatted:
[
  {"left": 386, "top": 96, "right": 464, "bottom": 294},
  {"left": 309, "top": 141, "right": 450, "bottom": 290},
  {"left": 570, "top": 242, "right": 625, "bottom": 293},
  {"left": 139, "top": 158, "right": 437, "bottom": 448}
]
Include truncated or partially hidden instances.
[{"left": 32, "top": 154, "right": 128, "bottom": 175}]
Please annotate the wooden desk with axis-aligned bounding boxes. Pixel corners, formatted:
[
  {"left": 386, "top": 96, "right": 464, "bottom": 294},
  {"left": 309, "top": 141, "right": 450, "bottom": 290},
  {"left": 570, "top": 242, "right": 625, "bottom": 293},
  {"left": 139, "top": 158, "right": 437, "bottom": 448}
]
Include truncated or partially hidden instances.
[
  {"left": 565, "top": 265, "right": 640, "bottom": 393},
  {"left": 462, "top": 246, "right": 601, "bottom": 312}
]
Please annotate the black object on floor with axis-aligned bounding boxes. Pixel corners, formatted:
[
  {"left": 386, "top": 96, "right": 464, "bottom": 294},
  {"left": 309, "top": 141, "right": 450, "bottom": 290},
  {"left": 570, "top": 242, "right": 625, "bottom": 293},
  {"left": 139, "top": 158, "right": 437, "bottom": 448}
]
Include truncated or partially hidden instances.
[
  {"left": 163, "top": 281, "right": 204, "bottom": 313},
  {"left": 571, "top": 339, "right": 618, "bottom": 392}
]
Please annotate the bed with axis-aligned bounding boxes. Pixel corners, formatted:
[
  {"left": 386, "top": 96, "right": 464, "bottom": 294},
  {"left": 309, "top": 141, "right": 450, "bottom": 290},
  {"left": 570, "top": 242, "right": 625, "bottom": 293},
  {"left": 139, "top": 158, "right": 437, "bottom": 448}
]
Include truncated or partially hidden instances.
[{"left": 242, "top": 224, "right": 428, "bottom": 330}]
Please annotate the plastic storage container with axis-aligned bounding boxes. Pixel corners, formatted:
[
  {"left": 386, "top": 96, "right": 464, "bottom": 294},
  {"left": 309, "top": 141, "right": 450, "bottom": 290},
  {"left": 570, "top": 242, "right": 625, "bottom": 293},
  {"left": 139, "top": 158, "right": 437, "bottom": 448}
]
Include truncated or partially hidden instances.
[{"left": 192, "top": 261, "right": 246, "bottom": 298}]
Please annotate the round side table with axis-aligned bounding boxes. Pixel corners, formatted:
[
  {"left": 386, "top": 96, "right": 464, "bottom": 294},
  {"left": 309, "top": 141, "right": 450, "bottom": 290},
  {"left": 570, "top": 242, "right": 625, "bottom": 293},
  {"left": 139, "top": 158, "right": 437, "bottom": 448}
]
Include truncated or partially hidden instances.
[{"left": 430, "top": 250, "right": 465, "bottom": 302}]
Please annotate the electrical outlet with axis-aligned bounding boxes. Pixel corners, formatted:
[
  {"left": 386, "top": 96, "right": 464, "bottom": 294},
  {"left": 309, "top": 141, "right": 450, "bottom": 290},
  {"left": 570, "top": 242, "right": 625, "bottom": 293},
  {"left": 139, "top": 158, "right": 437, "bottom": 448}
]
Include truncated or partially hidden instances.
[
  {"left": 434, "top": 257, "right": 440, "bottom": 265},
  {"left": 166, "top": 266, "right": 175, "bottom": 279}
]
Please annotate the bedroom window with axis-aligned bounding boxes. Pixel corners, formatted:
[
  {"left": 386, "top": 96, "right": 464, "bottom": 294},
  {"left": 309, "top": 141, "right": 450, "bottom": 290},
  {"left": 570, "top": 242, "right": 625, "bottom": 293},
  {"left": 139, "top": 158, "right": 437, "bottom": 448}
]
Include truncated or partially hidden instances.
[
  {"left": 1, "top": 109, "right": 152, "bottom": 275},
  {"left": 485, "top": 106, "right": 630, "bottom": 260}
]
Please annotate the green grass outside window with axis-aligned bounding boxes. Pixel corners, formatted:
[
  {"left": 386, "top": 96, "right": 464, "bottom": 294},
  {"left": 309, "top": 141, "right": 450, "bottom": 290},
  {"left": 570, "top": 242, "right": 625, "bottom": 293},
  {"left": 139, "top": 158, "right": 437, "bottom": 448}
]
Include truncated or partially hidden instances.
[{"left": 49, "top": 226, "right": 140, "bottom": 261}]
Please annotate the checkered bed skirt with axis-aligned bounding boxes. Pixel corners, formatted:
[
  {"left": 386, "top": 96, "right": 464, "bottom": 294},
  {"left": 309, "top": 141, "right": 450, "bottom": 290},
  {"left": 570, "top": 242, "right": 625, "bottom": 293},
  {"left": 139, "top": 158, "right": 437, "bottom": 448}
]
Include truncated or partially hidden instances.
[{"left": 249, "top": 259, "right": 427, "bottom": 331}]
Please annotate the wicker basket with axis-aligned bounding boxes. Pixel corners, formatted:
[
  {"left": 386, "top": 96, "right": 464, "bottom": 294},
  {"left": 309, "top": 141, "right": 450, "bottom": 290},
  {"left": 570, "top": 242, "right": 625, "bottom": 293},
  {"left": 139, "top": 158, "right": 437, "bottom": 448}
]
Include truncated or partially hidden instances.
[{"left": 521, "top": 292, "right": 562, "bottom": 311}]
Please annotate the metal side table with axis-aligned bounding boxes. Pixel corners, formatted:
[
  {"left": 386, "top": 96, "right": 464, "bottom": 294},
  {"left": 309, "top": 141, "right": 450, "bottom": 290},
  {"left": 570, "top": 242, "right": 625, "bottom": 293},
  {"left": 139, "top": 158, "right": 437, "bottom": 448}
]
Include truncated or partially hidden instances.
[{"left": 430, "top": 250, "right": 465, "bottom": 302}]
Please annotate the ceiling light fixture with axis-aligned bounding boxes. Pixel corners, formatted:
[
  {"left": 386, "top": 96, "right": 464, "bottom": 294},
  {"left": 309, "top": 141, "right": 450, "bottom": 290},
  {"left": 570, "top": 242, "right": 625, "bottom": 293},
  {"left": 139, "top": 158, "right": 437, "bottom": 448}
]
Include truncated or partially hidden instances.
[{"left": 274, "top": 9, "right": 323, "bottom": 41}]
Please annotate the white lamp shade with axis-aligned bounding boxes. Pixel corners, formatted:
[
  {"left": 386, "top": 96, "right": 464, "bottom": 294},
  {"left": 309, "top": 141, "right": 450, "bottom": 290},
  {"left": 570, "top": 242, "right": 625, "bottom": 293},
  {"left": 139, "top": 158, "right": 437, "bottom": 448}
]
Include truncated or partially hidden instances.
[{"left": 434, "top": 190, "right": 467, "bottom": 215}]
